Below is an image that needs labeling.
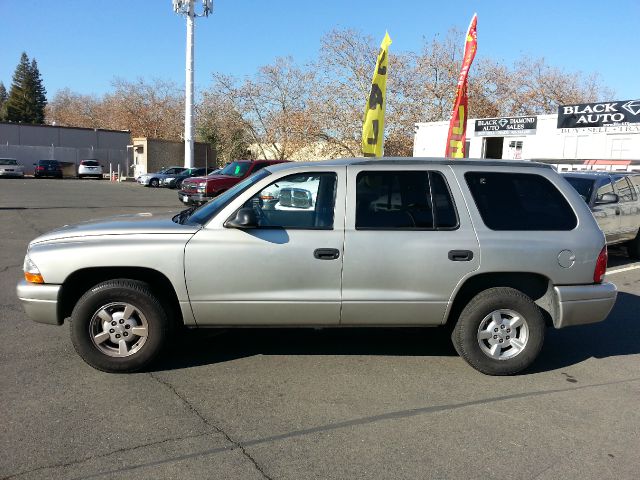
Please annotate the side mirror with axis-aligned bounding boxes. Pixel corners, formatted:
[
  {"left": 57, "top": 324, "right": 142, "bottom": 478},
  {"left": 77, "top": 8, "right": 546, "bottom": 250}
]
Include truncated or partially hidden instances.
[
  {"left": 595, "top": 193, "right": 619, "bottom": 205},
  {"left": 226, "top": 208, "right": 258, "bottom": 229}
]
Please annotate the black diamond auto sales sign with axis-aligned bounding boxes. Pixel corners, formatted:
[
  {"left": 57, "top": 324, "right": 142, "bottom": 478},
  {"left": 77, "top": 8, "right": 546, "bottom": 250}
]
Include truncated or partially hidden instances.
[
  {"left": 558, "top": 99, "right": 640, "bottom": 132},
  {"left": 474, "top": 116, "right": 537, "bottom": 136}
]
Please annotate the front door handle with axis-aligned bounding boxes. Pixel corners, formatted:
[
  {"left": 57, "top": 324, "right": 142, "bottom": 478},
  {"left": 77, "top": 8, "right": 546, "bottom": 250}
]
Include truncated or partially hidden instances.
[
  {"left": 314, "top": 248, "right": 340, "bottom": 260},
  {"left": 448, "top": 250, "right": 474, "bottom": 261}
]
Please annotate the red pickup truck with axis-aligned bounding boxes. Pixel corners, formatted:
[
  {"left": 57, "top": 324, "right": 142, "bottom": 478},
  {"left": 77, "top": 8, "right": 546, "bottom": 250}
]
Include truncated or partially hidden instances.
[{"left": 178, "top": 159, "right": 288, "bottom": 205}]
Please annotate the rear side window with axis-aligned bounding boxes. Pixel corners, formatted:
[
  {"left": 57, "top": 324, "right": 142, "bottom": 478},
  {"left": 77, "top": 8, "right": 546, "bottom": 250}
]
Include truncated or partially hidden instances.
[
  {"left": 355, "top": 171, "right": 458, "bottom": 230},
  {"left": 465, "top": 172, "right": 577, "bottom": 231}
]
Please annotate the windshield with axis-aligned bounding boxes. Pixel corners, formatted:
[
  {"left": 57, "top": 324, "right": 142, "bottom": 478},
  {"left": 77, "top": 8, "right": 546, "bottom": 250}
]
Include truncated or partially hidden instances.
[
  {"left": 0, "top": 159, "right": 18, "bottom": 165},
  {"left": 39, "top": 160, "right": 58, "bottom": 166},
  {"left": 564, "top": 176, "right": 595, "bottom": 202},
  {"left": 219, "top": 161, "right": 251, "bottom": 177},
  {"left": 185, "top": 169, "right": 271, "bottom": 226}
]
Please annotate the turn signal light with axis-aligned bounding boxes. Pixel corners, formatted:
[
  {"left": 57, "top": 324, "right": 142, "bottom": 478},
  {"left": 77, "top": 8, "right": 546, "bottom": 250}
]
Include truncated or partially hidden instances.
[
  {"left": 593, "top": 246, "right": 608, "bottom": 283},
  {"left": 24, "top": 272, "right": 44, "bottom": 284}
]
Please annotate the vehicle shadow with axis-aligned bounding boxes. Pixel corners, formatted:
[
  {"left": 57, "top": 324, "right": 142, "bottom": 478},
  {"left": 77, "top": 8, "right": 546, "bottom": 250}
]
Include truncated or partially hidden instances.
[
  {"left": 155, "top": 326, "right": 458, "bottom": 372},
  {"left": 528, "top": 291, "right": 640, "bottom": 373},
  {"left": 154, "top": 291, "right": 640, "bottom": 374},
  {"left": 607, "top": 245, "right": 637, "bottom": 269}
]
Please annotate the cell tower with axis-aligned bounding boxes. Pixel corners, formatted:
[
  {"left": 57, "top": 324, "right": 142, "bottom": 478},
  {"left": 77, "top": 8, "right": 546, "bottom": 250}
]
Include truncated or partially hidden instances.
[{"left": 172, "top": 0, "right": 213, "bottom": 169}]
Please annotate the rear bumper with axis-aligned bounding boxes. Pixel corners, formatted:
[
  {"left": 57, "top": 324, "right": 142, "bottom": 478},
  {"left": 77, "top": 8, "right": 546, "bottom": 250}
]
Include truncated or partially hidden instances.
[
  {"left": 0, "top": 171, "right": 24, "bottom": 177},
  {"left": 553, "top": 282, "right": 617, "bottom": 329},
  {"left": 16, "top": 280, "right": 62, "bottom": 325}
]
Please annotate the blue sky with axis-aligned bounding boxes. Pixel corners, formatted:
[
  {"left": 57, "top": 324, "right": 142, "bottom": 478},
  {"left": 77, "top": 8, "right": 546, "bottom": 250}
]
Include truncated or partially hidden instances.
[{"left": 1, "top": 0, "right": 638, "bottom": 101}]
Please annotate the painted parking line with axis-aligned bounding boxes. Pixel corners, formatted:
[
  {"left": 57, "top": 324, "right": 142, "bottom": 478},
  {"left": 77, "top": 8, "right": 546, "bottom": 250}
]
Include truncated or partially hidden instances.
[{"left": 606, "top": 263, "right": 640, "bottom": 275}]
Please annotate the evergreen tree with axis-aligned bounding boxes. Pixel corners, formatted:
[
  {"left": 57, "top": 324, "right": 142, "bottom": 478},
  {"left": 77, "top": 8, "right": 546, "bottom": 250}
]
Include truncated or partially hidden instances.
[
  {"left": 31, "top": 59, "right": 47, "bottom": 123},
  {"left": 0, "top": 82, "right": 7, "bottom": 121},
  {"left": 4, "top": 52, "right": 47, "bottom": 124}
]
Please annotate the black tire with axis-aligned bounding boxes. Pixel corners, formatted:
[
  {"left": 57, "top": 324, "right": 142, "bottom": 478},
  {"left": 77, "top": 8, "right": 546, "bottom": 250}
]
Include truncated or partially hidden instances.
[
  {"left": 78, "top": 174, "right": 84, "bottom": 179},
  {"left": 626, "top": 233, "right": 640, "bottom": 259},
  {"left": 451, "top": 287, "right": 545, "bottom": 376},
  {"left": 174, "top": 179, "right": 182, "bottom": 190},
  {"left": 70, "top": 279, "right": 171, "bottom": 373},
  {"left": 149, "top": 178, "right": 159, "bottom": 188}
]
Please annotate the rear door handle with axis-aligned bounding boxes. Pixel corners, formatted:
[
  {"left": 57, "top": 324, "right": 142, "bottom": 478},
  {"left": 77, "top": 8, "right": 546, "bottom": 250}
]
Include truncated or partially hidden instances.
[
  {"left": 314, "top": 248, "right": 340, "bottom": 260},
  {"left": 448, "top": 250, "right": 474, "bottom": 262}
]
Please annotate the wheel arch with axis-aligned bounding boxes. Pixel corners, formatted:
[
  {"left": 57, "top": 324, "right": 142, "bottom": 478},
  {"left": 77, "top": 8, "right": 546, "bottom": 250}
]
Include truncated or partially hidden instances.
[
  {"left": 59, "top": 267, "right": 183, "bottom": 326},
  {"left": 445, "top": 272, "right": 554, "bottom": 328}
]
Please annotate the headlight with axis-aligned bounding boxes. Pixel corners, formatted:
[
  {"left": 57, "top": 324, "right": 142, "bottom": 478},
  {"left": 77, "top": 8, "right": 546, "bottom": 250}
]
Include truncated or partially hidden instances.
[
  {"left": 196, "top": 184, "right": 206, "bottom": 193},
  {"left": 23, "top": 254, "right": 44, "bottom": 284}
]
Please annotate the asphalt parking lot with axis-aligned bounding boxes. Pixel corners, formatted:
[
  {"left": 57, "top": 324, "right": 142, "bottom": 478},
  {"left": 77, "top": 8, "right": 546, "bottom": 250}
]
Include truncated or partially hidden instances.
[{"left": 1, "top": 178, "right": 639, "bottom": 480}]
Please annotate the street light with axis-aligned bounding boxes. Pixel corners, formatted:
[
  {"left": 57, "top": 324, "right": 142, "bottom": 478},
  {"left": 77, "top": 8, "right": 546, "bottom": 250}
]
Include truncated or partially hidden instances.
[{"left": 172, "top": 0, "right": 213, "bottom": 169}]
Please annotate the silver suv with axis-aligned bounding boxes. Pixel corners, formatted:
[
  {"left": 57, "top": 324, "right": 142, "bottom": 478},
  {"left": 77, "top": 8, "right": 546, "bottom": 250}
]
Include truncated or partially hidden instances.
[
  {"left": 562, "top": 172, "right": 640, "bottom": 257},
  {"left": 17, "top": 159, "right": 617, "bottom": 375}
]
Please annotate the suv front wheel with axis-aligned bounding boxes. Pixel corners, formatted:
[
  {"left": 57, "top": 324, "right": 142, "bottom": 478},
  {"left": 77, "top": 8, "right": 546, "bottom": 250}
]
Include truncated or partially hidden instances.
[
  {"left": 451, "top": 287, "right": 545, "bottom": 375},
  {"left": 70, "top": 279, "right": 171, "bottom": 373}
]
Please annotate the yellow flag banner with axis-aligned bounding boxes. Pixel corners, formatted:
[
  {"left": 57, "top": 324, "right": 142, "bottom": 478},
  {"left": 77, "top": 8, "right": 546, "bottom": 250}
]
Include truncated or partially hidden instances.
[
  {"left": 362, "top": 32, "right": 392, "bottom": 158},
  {"left": 445, "top": 14, "right": 477, "bottom": 158}
]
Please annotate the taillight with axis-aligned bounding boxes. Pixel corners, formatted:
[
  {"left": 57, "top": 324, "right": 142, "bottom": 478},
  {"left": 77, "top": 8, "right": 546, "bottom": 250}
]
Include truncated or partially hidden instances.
[{"left": 594, "top": 246, "right": 608, "bottom": 283}]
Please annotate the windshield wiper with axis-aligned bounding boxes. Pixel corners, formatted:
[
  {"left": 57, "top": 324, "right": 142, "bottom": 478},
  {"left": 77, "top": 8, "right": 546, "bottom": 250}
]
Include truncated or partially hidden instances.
[{"left": 174, "top": 206, "right": 198, "bottom": 225}]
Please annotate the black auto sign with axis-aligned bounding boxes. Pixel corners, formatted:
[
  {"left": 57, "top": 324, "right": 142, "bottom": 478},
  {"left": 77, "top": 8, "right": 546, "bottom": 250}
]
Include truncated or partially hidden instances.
[{"left": 557, "top": 99, "right": 640, "bottom": 128}]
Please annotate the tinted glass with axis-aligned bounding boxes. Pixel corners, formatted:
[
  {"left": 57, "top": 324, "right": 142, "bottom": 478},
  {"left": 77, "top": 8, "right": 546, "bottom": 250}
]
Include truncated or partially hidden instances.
[
  {"left": 465, "top": 172, "right": 577, "bottom": 231},
  {"left": 564, "top": 177, "right": 595, "bottom": 202},
  {"left": 244, "top": 172, "right": 337, "bottom": 229},
  {"left": 614, "top": 176, "right": 635, "bottom": 202},
  {"left": 81, "top": 160, "right": 100, "bottom": 166},
  {"left": 38, "top": 160, "right": 58, "bottom": 166},
  {"left": 0, "top": 159, "right": 18, "bottom": 165},
  {"left": 220, "top": 161, "right": 251, "bottom": 177},
  {"left": 356, "top": 171, "right": 457, "bottom": 229}
]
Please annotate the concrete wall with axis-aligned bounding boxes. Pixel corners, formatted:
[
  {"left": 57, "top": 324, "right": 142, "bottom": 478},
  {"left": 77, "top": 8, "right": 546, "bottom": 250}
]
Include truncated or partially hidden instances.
[
  {"left": 0, "top": 122, "right": 130, "bottom": 176},
  {"left": 131, "top": 137, "right": 216, "bottom": 176}
]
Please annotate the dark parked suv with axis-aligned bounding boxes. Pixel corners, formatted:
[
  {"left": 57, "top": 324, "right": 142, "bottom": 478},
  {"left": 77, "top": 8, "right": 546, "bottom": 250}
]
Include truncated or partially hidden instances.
[{"left": 34, "top": 160, "right": 63, "bottom": 179}]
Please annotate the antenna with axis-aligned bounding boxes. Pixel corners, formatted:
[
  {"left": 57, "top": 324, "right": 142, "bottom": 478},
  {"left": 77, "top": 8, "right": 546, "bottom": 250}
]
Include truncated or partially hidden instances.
[{"left": 173, "top": 0, "right": 213, "bottom": 168}]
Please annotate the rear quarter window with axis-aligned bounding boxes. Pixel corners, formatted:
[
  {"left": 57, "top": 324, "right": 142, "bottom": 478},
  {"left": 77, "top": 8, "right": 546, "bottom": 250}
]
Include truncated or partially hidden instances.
[{"left": 465, "top": 172, "right": 577, "bottom": 231}]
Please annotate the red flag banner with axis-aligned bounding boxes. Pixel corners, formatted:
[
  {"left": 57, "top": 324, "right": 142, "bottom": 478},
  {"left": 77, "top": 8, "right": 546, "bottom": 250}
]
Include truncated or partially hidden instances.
[{"left": 445, "top": 14, "right": 478, "bottom": 158}]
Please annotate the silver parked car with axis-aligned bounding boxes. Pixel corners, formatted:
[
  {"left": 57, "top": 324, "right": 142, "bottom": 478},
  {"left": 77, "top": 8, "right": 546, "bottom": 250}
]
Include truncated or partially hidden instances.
[
  {"left": 136, "top": 166, "right": 187, "bottom": 187},
  {"left": 0, "top": 158, "right": 25, "bottom": 178},
  {"left": 562, "top": 172, "right": 640, "bottom": 257},
  {"left": 17, "top": 158, "right": 617, "bottom": 375}
]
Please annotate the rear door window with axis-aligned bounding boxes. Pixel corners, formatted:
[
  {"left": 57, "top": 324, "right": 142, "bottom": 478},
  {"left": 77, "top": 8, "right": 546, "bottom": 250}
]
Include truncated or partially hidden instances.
[
  {"left": 355, "top": 171, "right": 458, "bottom": 230},
  {"left": 465, "top": 172, "right": 577, "bottom": 231}
]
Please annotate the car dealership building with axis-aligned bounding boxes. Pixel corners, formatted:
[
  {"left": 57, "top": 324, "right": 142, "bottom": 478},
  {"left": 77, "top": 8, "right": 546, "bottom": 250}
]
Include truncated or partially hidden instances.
[{"left": 413, "top": 99, "right": 640, "bottom": 169}]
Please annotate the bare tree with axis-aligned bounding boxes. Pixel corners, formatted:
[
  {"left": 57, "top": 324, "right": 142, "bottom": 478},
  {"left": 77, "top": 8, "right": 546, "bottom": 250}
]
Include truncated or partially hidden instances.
[{"left": 211, "top": 57, "right": 316, "bottom": 160}]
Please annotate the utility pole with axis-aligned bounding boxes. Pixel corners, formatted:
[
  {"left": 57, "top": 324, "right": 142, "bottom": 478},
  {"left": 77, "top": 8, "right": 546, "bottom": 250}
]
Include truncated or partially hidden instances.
[{"left": 172, "top": 0, "right": 212, "bottom": 169}]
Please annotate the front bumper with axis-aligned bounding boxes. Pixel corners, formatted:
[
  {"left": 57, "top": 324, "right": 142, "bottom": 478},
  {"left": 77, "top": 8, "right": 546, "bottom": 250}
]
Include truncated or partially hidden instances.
[
  {"left": 16, "top": 280, "right": 62, "bottom": 325},
  {"left": 553, "top": 282, "right": 617, "bottom": 329},
  {"left": 178, "top": 191, "right": 209, "bottom": 205}
]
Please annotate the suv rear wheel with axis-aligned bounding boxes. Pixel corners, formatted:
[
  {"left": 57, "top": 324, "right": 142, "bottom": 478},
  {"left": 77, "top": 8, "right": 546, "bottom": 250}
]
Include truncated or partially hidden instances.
[
  {"left": 70, "top": 279, "right": 171, "bottom": 373},
  {"left": 451, "top": 287, "right": 545, "bottom": 375}
]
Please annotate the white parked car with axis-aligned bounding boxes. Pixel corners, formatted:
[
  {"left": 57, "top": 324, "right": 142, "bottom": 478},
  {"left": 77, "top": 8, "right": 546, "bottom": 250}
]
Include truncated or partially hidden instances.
[
  {"left": 0, "top": 158, "right": 24, "bottom": 178},
  {"left": 78, "top": 160, "right": 103, "bottom": 179}
]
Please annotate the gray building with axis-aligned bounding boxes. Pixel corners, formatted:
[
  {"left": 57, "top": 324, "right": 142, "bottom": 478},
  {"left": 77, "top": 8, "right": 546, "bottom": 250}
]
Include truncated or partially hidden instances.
[{"left": 0, "top": 122, "right": 130, "bottom": 176}]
